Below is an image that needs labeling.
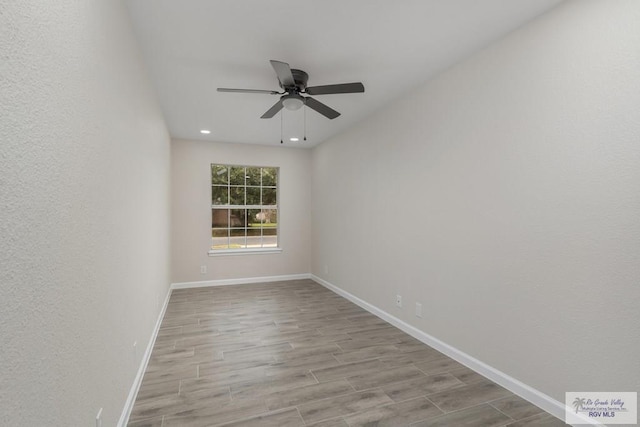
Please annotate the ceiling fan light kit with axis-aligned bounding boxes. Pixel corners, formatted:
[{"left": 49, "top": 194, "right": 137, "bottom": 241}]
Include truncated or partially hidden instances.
[
  {"left": 217, "top": 60, "right": 365, "bottom": 121},
  {"left": 282, "top": 94, "right": 304, "bottom": 111}
]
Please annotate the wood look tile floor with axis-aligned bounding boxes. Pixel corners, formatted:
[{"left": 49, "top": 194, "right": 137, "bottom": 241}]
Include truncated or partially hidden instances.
[{"left": 129, "top": 280, "right": 567, "bottom": 427}]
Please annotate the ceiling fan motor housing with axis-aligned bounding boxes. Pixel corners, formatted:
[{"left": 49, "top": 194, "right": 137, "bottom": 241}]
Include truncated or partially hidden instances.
[{"left": 289, "top": 69, "right": 309, "bottom": 92}]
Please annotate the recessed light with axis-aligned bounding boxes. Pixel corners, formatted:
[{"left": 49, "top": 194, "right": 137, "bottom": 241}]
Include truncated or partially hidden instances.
[
  {"left": 290, "top": 137, "right": 299, "bottom": 142},
  {"left": 200, "top": 129, "right": 211, "bottom": 134}
]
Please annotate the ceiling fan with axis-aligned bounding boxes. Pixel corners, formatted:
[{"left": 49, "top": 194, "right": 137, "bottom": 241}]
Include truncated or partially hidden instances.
[{"left": 217, "top": 60, "right": 365, "bottom": 120}]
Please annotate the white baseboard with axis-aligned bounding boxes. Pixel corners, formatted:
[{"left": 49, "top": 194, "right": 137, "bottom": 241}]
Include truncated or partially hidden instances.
[
  {"left": 310, "top": 274, "right": 592, "bottom": 426},
  {"left": 118, "top": 274, "right": 599, "bottom": 426},
  {"left": 117, "top": 286, "right": 173, "bottom": 427},
  {"left": 171, "top": 273, "right": 311, "bottom": 290}
]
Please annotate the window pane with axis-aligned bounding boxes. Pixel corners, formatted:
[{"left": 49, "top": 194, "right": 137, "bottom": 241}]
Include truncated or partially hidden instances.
[
  {"left": 262, "top": 187, "right": 276, "bottom": 206},
  {"left": 212, "top": 209, "right": 230, "bottom": 227},
  {"left": 246, "top": 167, "right": 261, "bottom": 186},
  {"left": 262, "top": 233, "right": 278, "bottom": 248},
  {"left": 211, "top": 227, "right": 229, "bottom": 249},
  {"left": 246, "top": 187, "right": 260, "bottom": 205},
  {"left": 230, "top": 186, "right": 245, "bottom": 205},
  {"left": 248, "top": 209, "right": 262, "bottom": 226},
  {"left": 229, "top": 228, "right": 246, "bottom": 248},
  {"left": 211, "top": 165, "right": 228, "bottom": 185},
  {"left": 229, "top": 228, "right": 246, "bottom": 236},
  {"left": 262, "top": 167, "right": 277, "bottom": 186},
  {"left": 261, "top": 209, "right": 277, "bottom": 225},
  {"left": 246, "top": 227, "right": 261, "bottom": 237},
  {"left": 230, "top": 209, "right": 246, "bottom": 227},
  {"left": 245, "top": 229, "right": 263, "bottom": 248},
  {"left": 230, "top": 166, "right": 245, "bottom": 185},
  {"left": 212, "top": 238, "right": 230, "bottom": 250},
  {"left": 212, "top": 228, "right": 228, "bottom": 237},
  {"left": 261, "top": 225, "right": 277, "bottom": 235},
  {"left": 212, "top": 186, "right": 228, "bottom": 205}
]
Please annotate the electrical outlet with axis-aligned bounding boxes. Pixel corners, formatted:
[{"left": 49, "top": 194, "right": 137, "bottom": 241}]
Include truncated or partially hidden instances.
[
  {"left": 200, "top": 265, "right": 207, "bottom": 274},
  {"left": 415, "top": 302, "right": 423, "bottom": 318},
  {"left": 396, "top": 294, "right": 402, "bottom": 308},
  {"left": 96, "top": 408, "right": 103, "bottom": 427}
]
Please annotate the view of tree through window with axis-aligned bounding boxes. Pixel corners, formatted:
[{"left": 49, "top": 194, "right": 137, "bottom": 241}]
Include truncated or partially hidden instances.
[{"left": 211, "top": 164, "right": 278, "bottom": 250}]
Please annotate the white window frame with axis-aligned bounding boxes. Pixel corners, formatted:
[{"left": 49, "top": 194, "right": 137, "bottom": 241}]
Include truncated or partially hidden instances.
[{"left": 208, "top": 164, "right": 281, "bottom": 256}]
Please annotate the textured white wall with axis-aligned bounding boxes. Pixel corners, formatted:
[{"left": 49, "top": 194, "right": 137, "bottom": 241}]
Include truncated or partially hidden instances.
[
  {"left": 312, "top": 0, "right": 640, "bottom": 403},
  {"left": 171, "top": 139, "right": 311, "bottom": 283},
  {"left": 0, "top": 1, "right": 171, "bottom": 426}
]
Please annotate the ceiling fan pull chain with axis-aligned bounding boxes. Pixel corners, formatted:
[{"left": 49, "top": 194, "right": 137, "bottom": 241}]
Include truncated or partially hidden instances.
[
  {"left": 304, "top": 104, "right": 307, "bottom": 141},
  {"left": 280, "top": 109, "right": 283, "bottom": 144}
]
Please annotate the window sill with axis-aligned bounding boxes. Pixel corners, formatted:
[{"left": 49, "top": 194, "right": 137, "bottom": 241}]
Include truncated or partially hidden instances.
[{"left": 208, "top": 248, "right": 283, "bottom": 257}]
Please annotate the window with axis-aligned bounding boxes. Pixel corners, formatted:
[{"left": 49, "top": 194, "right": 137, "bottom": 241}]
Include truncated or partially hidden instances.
[{"left": 210, "top": 164, "right": 279, "bottom": 254}]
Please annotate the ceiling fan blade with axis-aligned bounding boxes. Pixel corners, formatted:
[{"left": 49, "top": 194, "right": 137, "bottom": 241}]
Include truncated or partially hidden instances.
[
  {"left": 260, "top": 99, "right": 284, "bottom": 119},
  {"left": 305, "top": 97, "right": 340, "bottom": 119},
  {"left": 217, "top": 88, "right": 280, "bottom": 94},
  {"left": 270, "top": 60, "right": 295, "bottom": 88},
  {"left": 305, "top": 82, "right": 365, "bottom": 95}
]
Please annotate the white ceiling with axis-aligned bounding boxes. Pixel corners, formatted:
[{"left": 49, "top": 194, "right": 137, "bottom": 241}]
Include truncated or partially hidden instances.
[{"left": 126, "top": 0, "right": 562, "bottom": 147}]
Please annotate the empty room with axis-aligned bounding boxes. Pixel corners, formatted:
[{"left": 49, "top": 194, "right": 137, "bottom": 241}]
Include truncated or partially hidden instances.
[{"left": 1, "top": 0, "right": 639, "bottom": 426}]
